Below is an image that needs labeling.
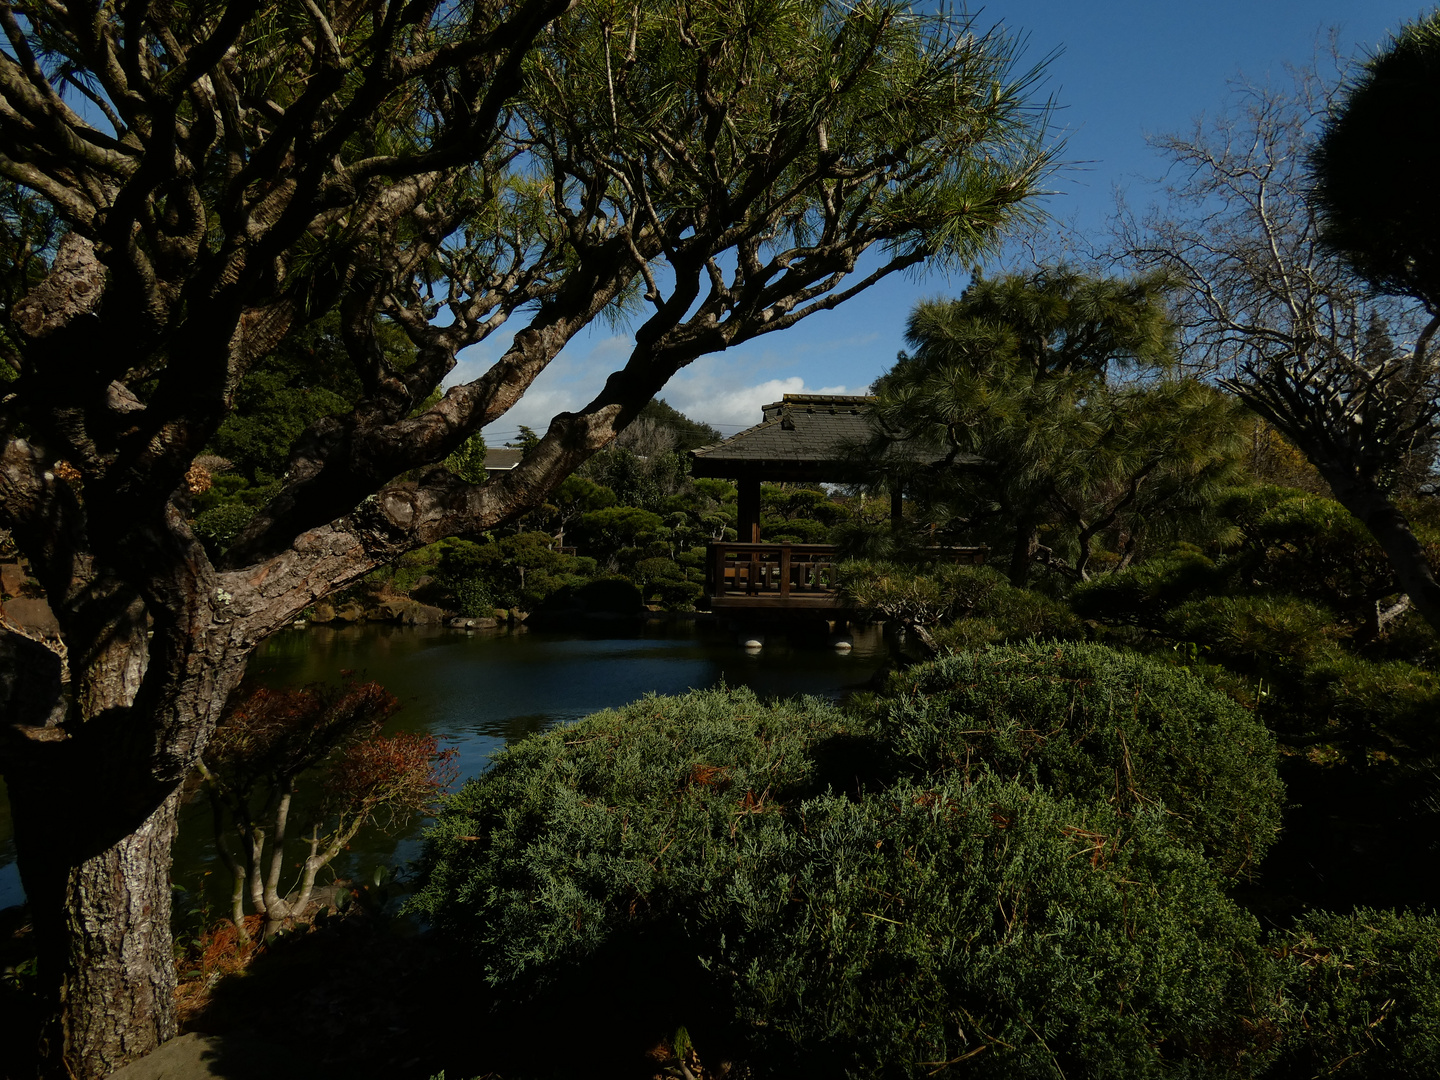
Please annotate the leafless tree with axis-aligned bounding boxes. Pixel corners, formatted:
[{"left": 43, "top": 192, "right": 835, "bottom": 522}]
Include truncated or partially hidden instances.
[{"left": 1117, "top": 51, "right": 1440, "bottom": 634}]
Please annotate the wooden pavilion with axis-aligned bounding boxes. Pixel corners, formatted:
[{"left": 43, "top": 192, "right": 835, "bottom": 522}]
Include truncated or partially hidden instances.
[{"left": 689, "top": 394, "right": 983, "bottom": 612}]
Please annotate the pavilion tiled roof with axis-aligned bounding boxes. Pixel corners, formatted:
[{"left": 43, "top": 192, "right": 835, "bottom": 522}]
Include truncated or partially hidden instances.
[{"left": 690, "top": 394, "right": 964, "bottom": 481}]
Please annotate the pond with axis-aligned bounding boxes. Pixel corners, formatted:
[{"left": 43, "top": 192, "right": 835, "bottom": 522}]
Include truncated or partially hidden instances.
[{"left": 0, "top": 618, "right": 889, "bottom": 911}]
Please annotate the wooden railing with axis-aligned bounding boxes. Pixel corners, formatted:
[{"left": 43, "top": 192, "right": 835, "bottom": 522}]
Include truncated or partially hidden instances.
[
  {"left": 703, "top": 542, "right": 987, "bottom": 610},
  {"left": 706, "top": 542, "right": 841, "bottom": 608}
]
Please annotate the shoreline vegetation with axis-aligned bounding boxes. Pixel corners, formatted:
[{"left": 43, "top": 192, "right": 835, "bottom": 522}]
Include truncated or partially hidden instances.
[
  {"left": 5, "top": 388, "right": 1440, "bottom": 1076},
  {"left": 188, "top": 372, "right": 1440, "bottom": 1075},
  {"left": 64, "top": 633, "right": 1440, "bottom": 1080}
]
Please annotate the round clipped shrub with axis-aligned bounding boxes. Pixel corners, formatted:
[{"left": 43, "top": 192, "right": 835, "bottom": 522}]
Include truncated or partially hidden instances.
[
  {"left": 719, "top": 775, "right": 1274, "bottom": 1079},
  {"left": 1266, "top": 910, "right": 1440, "bottom": 1079},
  {"left": 410, "top": 686, "right": 1277, "bottom": 1078},
  {"left": 407, "top": 686, "right": 847, "bottom": 988},
  {"left": 868, "top": 641, "right": 1284, "bottom": 876}
]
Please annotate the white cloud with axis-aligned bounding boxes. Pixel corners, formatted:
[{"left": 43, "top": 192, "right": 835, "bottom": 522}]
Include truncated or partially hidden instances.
[
  {"left": 659, "top": 373, "right": 855, "bottom": 430},
  {"left": 446, "top": 331, "right": 634, "bottom": 444}
]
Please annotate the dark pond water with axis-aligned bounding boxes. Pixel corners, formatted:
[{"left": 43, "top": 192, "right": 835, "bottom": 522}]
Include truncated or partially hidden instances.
[{"left": 0, "top": 618, "right": 888, "bottom": 911}]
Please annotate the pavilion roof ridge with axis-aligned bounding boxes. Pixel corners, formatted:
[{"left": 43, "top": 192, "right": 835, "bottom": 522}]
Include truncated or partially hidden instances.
[
  {"left": 690, "top": 394, "right": 891, "bottom": 481},
  {"left": 689, "top": 411, "right": 786, "bottom": 457},
  {"left": 774, "top": 392, "right": 876, "bottom": 406}
]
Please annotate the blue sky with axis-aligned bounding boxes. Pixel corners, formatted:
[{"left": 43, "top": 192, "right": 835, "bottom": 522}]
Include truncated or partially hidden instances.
[{"left": 465, "top": 1, "right": 1427, "bottom": 441}]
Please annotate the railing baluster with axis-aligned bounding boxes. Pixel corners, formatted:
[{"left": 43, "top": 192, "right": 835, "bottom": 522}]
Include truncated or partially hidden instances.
[{"left": 702, "top": 542, "right": 984, "bottom": 609}]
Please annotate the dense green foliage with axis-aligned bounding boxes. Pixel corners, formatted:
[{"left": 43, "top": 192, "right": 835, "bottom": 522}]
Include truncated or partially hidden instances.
[
  {"left": 1310, "top": 11, "right": 1440, "bottom": 309},
  {"left": 186, "top": 313, "right": 404, "bottom": 558},
  {"left": 1, "top": 0, "right": 1069, "bottom": 1064},
  {"left": 220, "top": 248, "right": 1440, "bottom": 1077},
  {"left": 410, "top": 687, "right": 842, "bottom": 985},
  {"left": 728, "top": 781, "right": 1272, "bottom": 1079},
  {"left": 206, "top": 316, "right": 368, "bottom": 481},
  {"left": 1064, "top": 486, "right": 1440, "bottom": 756},
  {"left": 839, "top": 561, "right": 1082, "bottom": 654},
  {"left": 412, "top": 649, "right": 1293, "bottom": 1077},
  {"left": 424, "top": 534, "right": 599, "bottom": 614},
  {"left": 387, "top": 242, "right": 1440, "bottom": 1073},
  {"left": 1269, "top": 910, "right": 1440, "bottom": 1079},
  {"left": 865, "top": 642, "right": 1284, "bottom": 876},
  {"left": 366, "top": 447, "right": 858, "bottom": 617},
  {"left": 870, "top": 269, "right": 1246, "bottom": 585}
]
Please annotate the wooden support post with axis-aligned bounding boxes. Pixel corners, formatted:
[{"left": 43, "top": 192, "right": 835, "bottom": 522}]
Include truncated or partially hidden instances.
[
  {"left": 709, "top": 542, "right": 725, "bottom": 598},
  {"left": 891, "top": 476, "right": 904, "bottom": 529},
  {"left": 779, "top": 543, "right": 792, "bottom": 600},
  {"left": 738, "top": 475, "right": 761, "bottom": 543}
]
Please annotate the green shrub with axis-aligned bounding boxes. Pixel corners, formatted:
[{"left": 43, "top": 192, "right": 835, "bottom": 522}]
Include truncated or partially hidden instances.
[
  {"left": 451, "top": 578, "right": 494, "bottom": 618},
  {"left": 1163, "top": 596, "right": 1440, "bottom": 752},
  {"left": 840, "top": 562, "right": 1083, "bottom": 653},
  {"left": 1267, "top": 910, "right": 1440, "bottom": 1079},
  {"left": 1298, "top": 654, "right": 1440, "bottom": 755},
  {"left": 725, "top": 778, "right": 1274, "bottom": 1079},
  {"left": 1070, "top": 547, "right": 1219, "bottom": 628},
  {"left": 652, "top": 578, "right": 704, "bottom": 610},
  {"left": 191, "top": 503, "right": 255, "bottom": 555},
  {"left": 930, "top": 582, "right": 1084, "bottom": 650},
  {"left": 410, "top": 685, "right": 1277, "bottom": 1078},
  {"left": 429, "top": 532, "right": 595, "bottom": 610},
  {"left": 574, "top": 506, "right": 666, "bottom": 561},
  {"left": 1225, "top": 492, "right": 1396, "bottom": 627},
  {"left": 408, "top": 687, "right": 846, "bottom": 987},
  {"left": 632, "top": 556, "right": 684, "bottom": 595},
  {"left": 763, "top": 517, "right": 831, "bottom": 544},
  {"left": 372, "top": 542, "right": 446, "bottom": 595},
  {"left": 869, "top": 642, "right": 1284, "bottom": 877},
  {"left": 1165, "top": 595, "right": 1346, "bottom": 675}
]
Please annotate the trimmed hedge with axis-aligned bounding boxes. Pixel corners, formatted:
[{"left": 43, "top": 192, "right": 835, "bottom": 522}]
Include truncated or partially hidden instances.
[
  {"left": 1266, "top": 910, "right": 1440, "bottom": 1080},
  {"left": 410, "top": 681, "right": 1277, "bottom": 1077},
  {"left": 408, "top": 686, "right": 845, "bottom": 988},
  {"left": 720, "top": 776, "right": 1274, "bottom": 1079},
  {"left": 867, "top": 642, "right": 1284, "bottom": 877}
]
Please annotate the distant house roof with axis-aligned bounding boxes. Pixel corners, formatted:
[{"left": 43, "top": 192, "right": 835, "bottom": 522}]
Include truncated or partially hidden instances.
[
  {"left": 483, "top": 448, "right": 525, "bottom": 473},
  {"left": 690, "top": 394, "right": 961, "bottom": 482}
]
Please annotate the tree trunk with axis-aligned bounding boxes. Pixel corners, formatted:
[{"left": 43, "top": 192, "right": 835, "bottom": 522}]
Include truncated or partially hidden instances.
[
  {"left": 1, "top": 614, "right": 239, "bottom": 1078},
  {"left": 1324, "top": 471, "right": 1440, "bottom": 637},
  {"left": 8, "top": 776, "right": 182, "bottom": 1078},
  {"left": 1008, "top": 514, "right": 1038, "bottom": 587}
]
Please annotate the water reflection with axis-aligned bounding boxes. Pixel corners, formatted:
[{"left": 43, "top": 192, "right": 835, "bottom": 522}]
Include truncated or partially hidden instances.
[{"left": 0, "top": 619, "right": 888, "bottom": 910}]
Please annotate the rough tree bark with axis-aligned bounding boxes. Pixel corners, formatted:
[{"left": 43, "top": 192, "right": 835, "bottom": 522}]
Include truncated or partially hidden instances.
[
  {"left": 0, "top": 1, "right": 1055, "bottom": 1073},
  {"left": 15, "top": 792, "right": 185, "bottom": 1074}
]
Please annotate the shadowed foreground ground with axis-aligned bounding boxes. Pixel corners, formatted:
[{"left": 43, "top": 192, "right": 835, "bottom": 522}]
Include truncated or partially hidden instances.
[{"left": 4, "top": 906, "right": 702, "bottom": 1080}]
